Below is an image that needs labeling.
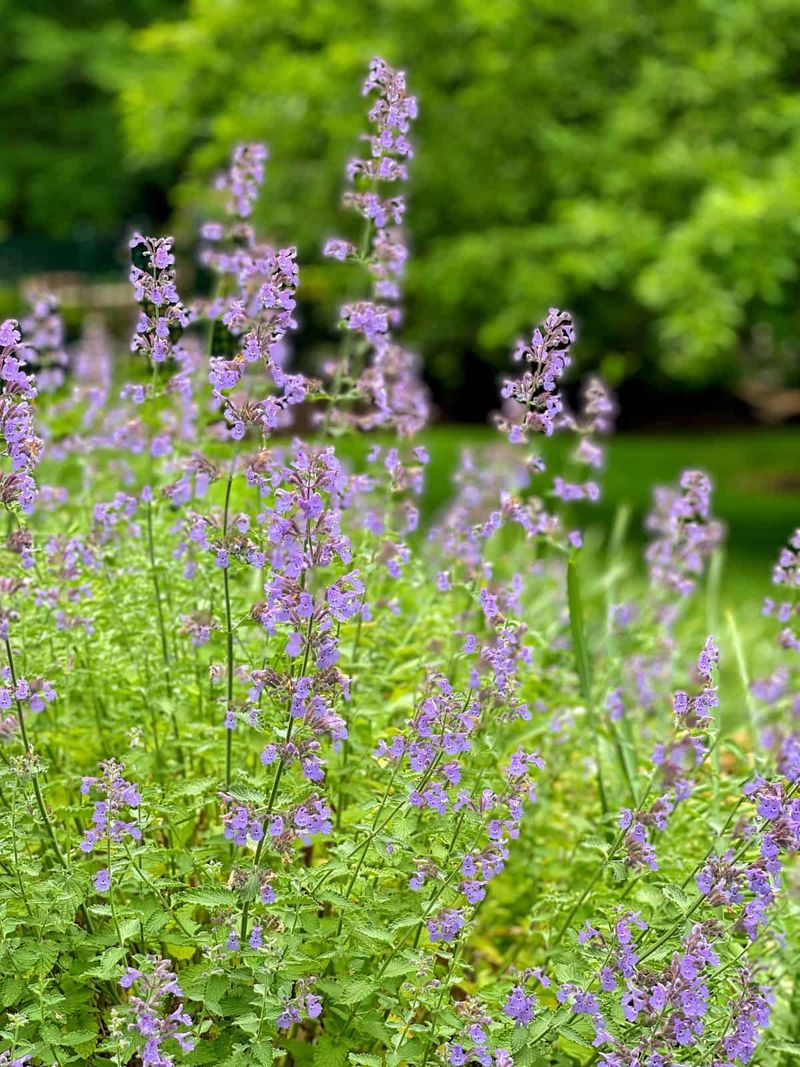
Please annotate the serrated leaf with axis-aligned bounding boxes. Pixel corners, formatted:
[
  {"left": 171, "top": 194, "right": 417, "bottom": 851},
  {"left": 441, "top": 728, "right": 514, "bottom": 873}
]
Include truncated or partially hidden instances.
[
  {"left": 389, "top": 915, "right": 421, "bottom": 932},
  {"left": 529, "top": 1007, "right": 570, "bottom": 1043},
  {"left": 552, "top": 961, "right": 584, "bottom": 984},
  {"left": 581, "top": 836, "right": 608, "bottom": 855},
  {"left": 608, "top": 860, "right": 627, "bottom": 882},
  {"left": 176, "top": 962, "right": 208, "bottom": 1000},
  {"left": 119, "top": 918, "right": 142, "bottom": 942},
  {"left": 86, "top": 946, "right": 126, "bottom": 980},
  {"left": 16, "top": 941, "right": 59, "bottom": 975},
  {"left": 0, "top": 976, "right": 24, "bottom": 1008},
  {"left": 337, "top": 978, "right": 376, "bottom": 1005},
  {"left": 314, "top": 1037, "right": 351, "bottom": 1067},
  {"left": 56, "top": 1028, "right": 98, "bottom": 1046},
  {"left": 253, "top": 1043, "right": 274, "bottom": 1066},
  {"left": 557, "top": 1022, "right": 593, "bottom": 1049},
  {"left": 661, "top": 882, "right": 690, "bottom": 908},
  {"left": 768, "top": 1040, "right": 800, "bottom": 1054},
  {"left": 233, "top": 1012, "right": 261, "bottom": 1037},
  {"left": 183, "top": 887, "right": 238, "bottom": 908},
  {"left": 383, "top": 955, "right": 416, "bottom": 978},
  {"left": 510, "top": 1025, "right": 530, "bottom": 1052},
  {"left": 351, "top": 921, "right": 392, "bottom": 946},
  {"left": 203, "top": 974, "right": 229, "bottom": 1014},
  {"left": 316, "top": 888, "right": 351, "bottom": 908},
  {"left": 394, "top": 1036, "right": 423, "bottom": 1064}
]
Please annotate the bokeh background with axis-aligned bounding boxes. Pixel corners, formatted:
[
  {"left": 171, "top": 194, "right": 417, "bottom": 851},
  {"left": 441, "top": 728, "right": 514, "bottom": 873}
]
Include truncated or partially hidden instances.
[{"left": 1, "top": 0, "right": 798, "bottom": 586}]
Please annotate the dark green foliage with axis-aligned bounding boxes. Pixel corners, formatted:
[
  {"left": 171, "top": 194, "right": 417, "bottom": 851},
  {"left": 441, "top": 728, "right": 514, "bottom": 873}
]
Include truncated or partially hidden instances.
[
  {"left": 0, "top": 0, "right": 182, "bottom": 248},
  {"left": 118, "top": 0, "right": 800, "bottom": 394}
]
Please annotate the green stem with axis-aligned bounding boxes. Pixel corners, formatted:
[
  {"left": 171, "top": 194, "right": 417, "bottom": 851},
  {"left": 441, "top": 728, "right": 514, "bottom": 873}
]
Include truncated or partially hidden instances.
[
  {"left": 146, "top": 500, "right": 183, "bottom": 766},
  {"left": 146, "top": 501, "right": 172, "bottom": 698},
  {"left": 5, "top": 637, "right": 95, "bottom": 933},
  {"left": 419, "top": 945, "right": 462, "bottom": 1067},
  {"left": 336, "top": 588, "right": 368, "bottom": 831},
  {"left": 321, "top": 187, "right": 376, "bottom": 435},
  {"left": 5, "top": 637, "right": 67, "bottom": 869},
  {"left": 107, "top": 838, "right": 124, "bottom": 949},
  {"left": 727, "top": 609, "right": 761, "bottom": 766},
  {"left": 10, "top": 783, "right": 32, "bottom": 916},
  {"left": 566, "top": 555, "right": 609, "bottom": 816},
  {"left": 240, "top": 616, "right": 313, "bottom": 942},
  {"left": 222, "top": 455, "right": 237, "bottom": 788}
]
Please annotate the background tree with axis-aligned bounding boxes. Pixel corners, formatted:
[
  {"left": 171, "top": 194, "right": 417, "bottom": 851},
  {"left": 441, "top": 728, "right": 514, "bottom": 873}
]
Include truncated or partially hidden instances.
[
  {"left": 115, "top": 0, "right": 800, "bottom": 412},
  {"left": 0, "top": 0, "right": 182, "bottom": 274}
]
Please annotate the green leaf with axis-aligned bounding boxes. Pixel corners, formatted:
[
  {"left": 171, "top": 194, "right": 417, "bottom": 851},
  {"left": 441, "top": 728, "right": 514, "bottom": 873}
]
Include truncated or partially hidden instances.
[
  {"left": 529, "top": 1007, "right": 570, "bottom": 1043},
  {"left": 85, "top": 946, "right": 126, "bottom": 980},
  {"left": 661, "top": 882, "right": 690, "bottom": 909},
  {"left": 383, "top": 956, "right": 416, "bottom": 978},
  {"left": 0, "top": 977, "right": 24, "bottom": 1008},
  {"left": 313, "top": 1037, "right": 351, "bottom": 1067},
  {"left": 768, "top": 1041, "right": 800, "bottom": 1055},
  {"left": 557, "top": 1022, "right": 593, "bottom": 1050},
  {"left": 282, "top": 1038, "right": 314, "bottom": 1066},
  {"left": 203, "top": 974, "right": 229, "bottom": 1014},
  {"left": 566, "top": 556, "right": 592, "bottom": 702},
  {"left": 608, "top": 860, "right": 627, "bottom": 882},
  {"left": 510, "top": 1025, "right": 531, "bottom": 1053},
  {"left": 119, "top": 918, "right": 142, "bottom": 942},
  {"left": 351, "top": 921, "right": 392, "bottom": 947},
  {"left": 183, "top": 887, "right": 238, "bottom": 908},
  {"left": 319, "top": 977, "right": 376, "bottom": 1005},
  {"left": 56, "top": 1028, "right": 98, "bottom": 1047},
  {"left": 253, "top": 1043, "right": 274, "bottom": 1066}
]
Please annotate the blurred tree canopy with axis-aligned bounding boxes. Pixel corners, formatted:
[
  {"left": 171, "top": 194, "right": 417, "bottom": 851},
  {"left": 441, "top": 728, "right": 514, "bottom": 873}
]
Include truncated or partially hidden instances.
[
  {"left": 117, "top": 0, "right": 800, "bottom": 404},
  {"left": 0, "top": 0, "right": 181, "bottom": 243},
  {"left": 5, "top": 0, "right": 800, "bottom": 409}
]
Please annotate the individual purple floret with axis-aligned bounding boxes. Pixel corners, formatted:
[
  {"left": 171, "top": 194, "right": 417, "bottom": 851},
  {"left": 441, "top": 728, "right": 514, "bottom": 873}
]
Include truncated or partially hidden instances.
[
  {"left": 763, "top": 528, "right": 800, "bottom": 652},
  {"left": 556, "top": 375, "right": 617, "bottom": 502},
  {"left": 0, "top": 668, "right": 57, "bottom": 713},
  {"left": 714, "top": 965, "right": 772, "bottom": 1063},
  {"left": 200, "top": 144, "right": 306, "bottom": 440},
  {"left": 215, "top": 142, "right": 268, "bottom": 219},
  {"left": 93, "top": 868, "right": 111, "bottom": 893}
]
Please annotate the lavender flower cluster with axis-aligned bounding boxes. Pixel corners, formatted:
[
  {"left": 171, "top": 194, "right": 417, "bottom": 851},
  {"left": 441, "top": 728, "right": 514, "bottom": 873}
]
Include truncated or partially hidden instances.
[{"left": 0, "top": 55, "right": 797, "bottom": 1067}]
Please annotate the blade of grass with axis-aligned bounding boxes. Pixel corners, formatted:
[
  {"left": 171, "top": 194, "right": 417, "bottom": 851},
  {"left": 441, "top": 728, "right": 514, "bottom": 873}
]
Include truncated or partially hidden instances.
[
  {"left": 726, "top": 608, "right": 761, "bottom": 771},
  {"left": 567, "top": 554, "right": 610, "bottom": 816}
]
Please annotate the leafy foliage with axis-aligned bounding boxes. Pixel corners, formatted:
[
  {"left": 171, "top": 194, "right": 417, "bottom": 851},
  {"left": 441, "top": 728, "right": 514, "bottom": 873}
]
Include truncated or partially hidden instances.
[
  {"left": 119, "top": 0, "right": 800, "bottom": 395},
  {"left": 0, "top": 0, "right": 182, "bottom": 242}
]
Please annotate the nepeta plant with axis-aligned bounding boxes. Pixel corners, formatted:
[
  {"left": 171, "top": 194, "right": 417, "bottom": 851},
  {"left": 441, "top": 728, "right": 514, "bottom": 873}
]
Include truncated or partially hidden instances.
[{"left": 0, "top": 57, "right": 798, "bottom": 1067}]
